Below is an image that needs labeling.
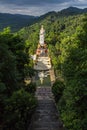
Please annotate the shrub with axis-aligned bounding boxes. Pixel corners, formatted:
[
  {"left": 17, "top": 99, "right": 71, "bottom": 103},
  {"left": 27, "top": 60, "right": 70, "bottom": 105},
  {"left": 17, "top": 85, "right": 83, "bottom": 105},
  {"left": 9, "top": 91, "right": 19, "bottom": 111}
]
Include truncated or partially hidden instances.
[
  {"left": 25, "top": 82, "right": 36, "bottom": 94},
  {"left": 52, "top": 80, "right": 65, "bottom": 102},
  {"left": 4, "top": 89, "right": 37, "bottom": 130}
]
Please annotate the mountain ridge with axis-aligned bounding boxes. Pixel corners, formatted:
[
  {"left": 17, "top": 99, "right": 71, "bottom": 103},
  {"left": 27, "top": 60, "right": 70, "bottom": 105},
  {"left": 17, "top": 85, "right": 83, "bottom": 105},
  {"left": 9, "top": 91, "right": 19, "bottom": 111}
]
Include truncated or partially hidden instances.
[
  {"left": 0, "top": 7, "right": 87, "bottom": 32},
  {"left": 58, "top": 6, "right": 87, "bottom": 16},
  {"left": 0, "top": 13, "right": 38, "bottom": 32}
]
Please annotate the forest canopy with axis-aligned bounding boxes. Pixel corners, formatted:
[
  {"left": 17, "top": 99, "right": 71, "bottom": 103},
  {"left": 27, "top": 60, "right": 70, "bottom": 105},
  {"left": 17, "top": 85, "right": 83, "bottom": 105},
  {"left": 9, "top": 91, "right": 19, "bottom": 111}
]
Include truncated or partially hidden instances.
[{"left": 0, "top": 9, "right": 87, "bottom": 129}]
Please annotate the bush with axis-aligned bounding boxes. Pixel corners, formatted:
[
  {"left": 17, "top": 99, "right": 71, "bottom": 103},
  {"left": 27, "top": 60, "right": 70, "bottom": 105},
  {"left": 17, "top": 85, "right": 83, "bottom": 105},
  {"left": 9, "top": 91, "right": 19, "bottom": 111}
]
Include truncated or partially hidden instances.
[
  {"left": 52, "top": 80, "right": 65, "bottom": 102},
  {"left": 3, "top": 89, "right": 37, "bottom": 130},
  {"left": 25, "top": 82, "right": 36, "bottom": 94}
]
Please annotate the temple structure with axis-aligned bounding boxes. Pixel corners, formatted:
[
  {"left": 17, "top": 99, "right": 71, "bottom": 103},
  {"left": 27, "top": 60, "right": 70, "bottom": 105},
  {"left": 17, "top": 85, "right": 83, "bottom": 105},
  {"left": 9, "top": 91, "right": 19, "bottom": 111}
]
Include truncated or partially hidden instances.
[
  {"left": 27, "top": 26, "right": 55, "bottom": 85},
  {"left": 34, "top": 25, "right": 51, "bottom": 71},
  {"left": 33, "top": 26, "right": 55, "bottom": 84}
]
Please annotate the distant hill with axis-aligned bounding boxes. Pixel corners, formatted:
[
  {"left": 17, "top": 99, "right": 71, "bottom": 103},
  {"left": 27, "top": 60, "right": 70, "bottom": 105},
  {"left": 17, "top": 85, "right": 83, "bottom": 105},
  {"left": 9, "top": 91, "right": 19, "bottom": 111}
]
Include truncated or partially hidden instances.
[
  {"left": 58, "top": 7, "right": 87, "bottom": 16},
  {"left": 35, "top": 7, "right": 87, "bottom": 23},
  {"left": 0, "top": 13, "right": 37, "bottom": 32},
  {"left": 0, "top": 7, "right": 87, "bottom": 32},
  {"left": 40, "top": 7, "right": 87, "bottom": 19}
]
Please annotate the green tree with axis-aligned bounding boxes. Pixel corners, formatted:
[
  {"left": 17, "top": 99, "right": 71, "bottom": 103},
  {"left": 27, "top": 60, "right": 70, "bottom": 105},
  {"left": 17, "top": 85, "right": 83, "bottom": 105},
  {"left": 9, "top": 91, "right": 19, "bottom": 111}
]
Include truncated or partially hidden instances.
[
  {"left": 0, "top": 28, "right": 36, "bottom": 129},
  {"left": 58, "top": 14, "right": 87, "bottom": 130}
]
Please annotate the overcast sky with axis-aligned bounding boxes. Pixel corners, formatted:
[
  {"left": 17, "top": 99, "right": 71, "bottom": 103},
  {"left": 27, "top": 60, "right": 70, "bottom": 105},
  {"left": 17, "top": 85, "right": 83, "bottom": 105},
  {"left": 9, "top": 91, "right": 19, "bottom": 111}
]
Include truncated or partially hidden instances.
[{"left": 0, "top": 0, "right": 87, "bottom": 16}]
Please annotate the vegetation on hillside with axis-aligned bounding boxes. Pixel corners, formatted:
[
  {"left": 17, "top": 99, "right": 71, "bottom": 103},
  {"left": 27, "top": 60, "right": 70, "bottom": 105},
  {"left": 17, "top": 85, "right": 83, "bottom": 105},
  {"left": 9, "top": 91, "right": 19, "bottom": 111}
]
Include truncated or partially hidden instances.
[
  {"left": 0, "top": 27, "right": 37, "bottom": 129},
  {"left": 18, "top": 11, "right": 87, "bottom": 129},
  {"left": 0, "top": 7, "right": 87, "bottom": 129},
  {"left": 51, "top": 14, "right": 87, "bottom": 130},
  {"left": 0, "top": 7, "right": 87, "bottom": 32},
  {"left": 0, "top": 13, "right": 37, "bottom": 32}
]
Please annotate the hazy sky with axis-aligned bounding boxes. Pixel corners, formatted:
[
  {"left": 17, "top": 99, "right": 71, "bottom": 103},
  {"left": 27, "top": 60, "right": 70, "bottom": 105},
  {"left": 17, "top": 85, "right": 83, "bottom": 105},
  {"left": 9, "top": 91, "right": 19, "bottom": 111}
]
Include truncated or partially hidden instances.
[{"left": 0, "top": 0, "right": 87, "bottom": 16}]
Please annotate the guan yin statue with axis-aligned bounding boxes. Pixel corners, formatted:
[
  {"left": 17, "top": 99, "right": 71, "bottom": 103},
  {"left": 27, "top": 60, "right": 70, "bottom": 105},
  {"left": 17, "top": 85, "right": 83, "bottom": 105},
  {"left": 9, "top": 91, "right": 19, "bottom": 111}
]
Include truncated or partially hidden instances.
[{"left": 39, "top": 25, "right": 45, "bottom": 46}]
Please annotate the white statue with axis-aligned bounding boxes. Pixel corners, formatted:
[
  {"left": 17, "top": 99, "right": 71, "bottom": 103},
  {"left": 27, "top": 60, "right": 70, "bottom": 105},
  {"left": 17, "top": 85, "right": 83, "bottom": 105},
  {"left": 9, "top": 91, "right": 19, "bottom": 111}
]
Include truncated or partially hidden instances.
[{"left": 39, "top": 25, "right": 45, "bottom": 46}]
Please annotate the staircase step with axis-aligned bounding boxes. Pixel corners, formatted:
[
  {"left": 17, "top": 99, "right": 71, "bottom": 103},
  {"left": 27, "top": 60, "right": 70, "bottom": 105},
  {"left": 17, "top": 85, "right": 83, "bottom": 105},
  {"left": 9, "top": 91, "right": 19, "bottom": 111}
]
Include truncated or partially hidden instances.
[{"left": 28, "top": 87, "right": 64, "bottom": 130}]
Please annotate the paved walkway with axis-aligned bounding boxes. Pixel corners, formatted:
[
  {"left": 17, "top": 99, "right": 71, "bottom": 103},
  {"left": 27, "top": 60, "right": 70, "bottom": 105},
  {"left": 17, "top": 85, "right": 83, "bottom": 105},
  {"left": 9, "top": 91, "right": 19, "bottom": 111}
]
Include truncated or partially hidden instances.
[
  {"left": 50, "top": 69, "right": 56, "bottom": 85},
  {"left": 28, "top": 86, "right": 64, "bottom": 130}
]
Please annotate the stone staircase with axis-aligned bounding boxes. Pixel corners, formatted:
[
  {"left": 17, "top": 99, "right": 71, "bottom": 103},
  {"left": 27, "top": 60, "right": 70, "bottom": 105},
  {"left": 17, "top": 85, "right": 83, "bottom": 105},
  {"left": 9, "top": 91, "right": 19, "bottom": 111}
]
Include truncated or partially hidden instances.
[{"left": 28, "top": 86, "right": 64, "bottom": 130}]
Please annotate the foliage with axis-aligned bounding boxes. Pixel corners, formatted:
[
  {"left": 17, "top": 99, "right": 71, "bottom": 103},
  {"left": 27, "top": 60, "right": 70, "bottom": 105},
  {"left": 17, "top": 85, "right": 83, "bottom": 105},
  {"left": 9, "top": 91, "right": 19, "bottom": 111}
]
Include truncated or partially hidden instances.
[
  {"left": 0, "top": 8, "right": 87, "bottom": 130},
  {"left": 17, "top": 12, "right": 87, "bottom": 130},
  {"left": 52, "top": 80, "right": 65, "bottom": 102},
  {"left": 4, "top": 89, "right": 37, "bottom": 130},
  {"left": 24, "top": 82, "right": 36, "bottom": 94},
  {"left": 0, "top": 13, "right": 37, "bottom": 32},
  {"left": 18, "top": 12, "right": 87, "bottom": 130},
  {"left": 0, "top": 28, "right": 37, "bottom": 129},
  {"left": 0, "top": 33, "right": 19, "bottom": 95},
  {"left": 57, "top": 14, "right": 87, "bottom": 130}
]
